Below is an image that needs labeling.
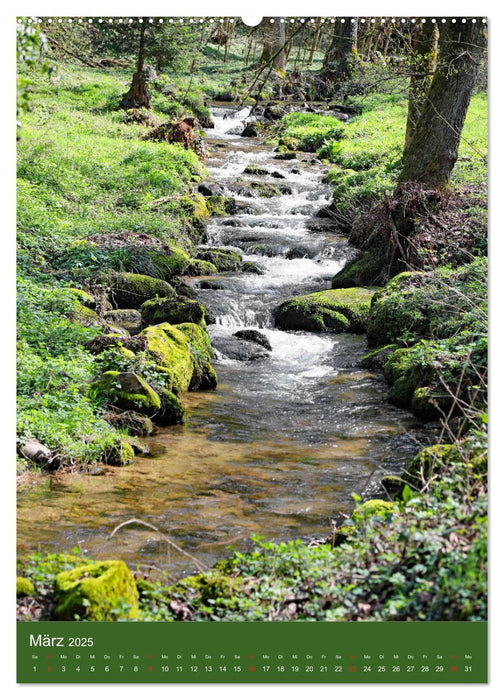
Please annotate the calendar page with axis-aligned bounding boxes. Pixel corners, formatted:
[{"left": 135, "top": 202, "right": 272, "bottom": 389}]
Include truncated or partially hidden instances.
[{"left": 16, "top": 13, "right": 488, "bottom": 684}]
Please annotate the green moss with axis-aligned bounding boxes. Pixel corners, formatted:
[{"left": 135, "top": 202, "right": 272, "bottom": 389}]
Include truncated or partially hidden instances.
[
  {"left": 106, "top": 272, "right": 176, "bottom": 308},
  {"left": 147, "top": 245, "right": 190, "bottom": 279},
  {"left": 361, "top": 344, "right": 398, "bottom": 369},
  {"left": 243, "top": 165, "right": 269, "bottom": 176},
  {"left": 101, "top": 439, "right": 135, "bottom": 466},
  {"left": 205, "top": 196, "right": 236, "bottom": 216},
  {"left": 332, "top": 252, "right": 386, "bottom": 289},
  {"left": 176, "top": 322, "right": 218, "bottom": 390},
  {"left": 17, "top": 576, "right": 35, "bottom": 597},
  {"left": 332, "top": 525, "right": 357, "bottom": 546},
  {"left": 69, "top": 288, "right": 95, "bottom": 308},
  {"left": 71, "top": 303, "right": 101, "bottom": 327},
  {"left": 195, "top": 247, "right": 242, "bottom": 272},
  {"left": 185, "top": 258, "right": 219, "bottom": 276},
  {"left": 275, "top": 288, "right": 376, "bottom": 333},
  {"left": 367, "top": 260, "right": 487, "bottom": 348},
  {"left": 248, "top": 181, "right": 281, "bottom": 198},
  {"left": 353, "top": 499, "right": 395, "bottom": 520},
  {"left": 54, "top": 560, "right": 139, "bottom": 621},
  {"left": 91, "top": 371, "right": 161, "bottom": 414},
  {"left": 406, "top": 444, "right": 460, "bottom": 487},
  {"left": 140, "top": 323, "right": 195, "bottom": 394},
  {"left": 171, "top": 570, "right": 241, "bottom": 605},
  {"left": 140, "top": 296, "right": 206, "bottom": 327},
  {"left": 383, "top": 345, "right": 437, "bottom": 411},
  {"left": 156, "top": 388, "right": 185, "bottom": 425}
]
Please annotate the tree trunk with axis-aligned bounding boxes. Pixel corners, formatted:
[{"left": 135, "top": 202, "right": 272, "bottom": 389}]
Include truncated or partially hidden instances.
[
  {"left": 260, "top": 18, "right": 286, "bottom": 70},
  {"left": 399, "top": 21, "right": 485, "bottom": 188},
  {"left": 308, "top": 18, "right": 322, "bottom": 64},
  {"left": 322, "top": 19, "right": 357, "bottom": 81},
  {"left": 404, "top": 21, "right": 439, "bottom": 150},
  {"left": 120, "top": 20, "right": 151, "bottom": 109}
]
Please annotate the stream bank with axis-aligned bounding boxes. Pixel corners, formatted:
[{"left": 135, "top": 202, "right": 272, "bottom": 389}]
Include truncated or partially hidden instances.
[{"left": 17, "top": 105, "right": 424, "bottom": 581}]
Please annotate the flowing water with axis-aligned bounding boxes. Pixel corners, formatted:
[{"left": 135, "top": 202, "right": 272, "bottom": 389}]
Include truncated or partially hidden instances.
[{"left": 17, "top": 106, "right": 421, "bottom": 580}]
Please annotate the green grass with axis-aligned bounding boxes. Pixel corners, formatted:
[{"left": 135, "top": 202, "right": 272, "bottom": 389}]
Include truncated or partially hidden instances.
[
  {"left": 16, "top": 64, "right": 210, "bottom": 466},
  {"left": 277, "top": 90, "right": 487, "bottom": 221},
  {"left": 17, "top": 66, "right": 205, "bottom": 264}
]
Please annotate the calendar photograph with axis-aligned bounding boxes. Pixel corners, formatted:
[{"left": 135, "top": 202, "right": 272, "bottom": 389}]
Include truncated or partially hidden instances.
[{"left": 16, "top": 14, "right": 488, "bottom": 683}]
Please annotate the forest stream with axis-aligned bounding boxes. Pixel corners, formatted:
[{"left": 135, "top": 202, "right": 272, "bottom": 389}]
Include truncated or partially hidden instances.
[{"left": 17, "top": 106, "right": 423, "bottom": 580}]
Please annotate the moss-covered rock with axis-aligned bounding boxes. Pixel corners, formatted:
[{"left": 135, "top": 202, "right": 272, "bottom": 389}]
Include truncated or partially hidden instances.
[
  {"left": 361, "top": 344, "right": 398, "bottom": 370},
  {"left": 69, "top": 288, "right": 95, "bottom": 308},
  {"left": 17, "top": 576, "right": 35, "bottom": 597},
  {"left": 275, "top": 288, "right": 376, "bottom": 333},
  {"left": 244, "top": 181, "right": 281, "bottom": 198},
  {"left": 353, "top": 499, "right": 395, "bottom": 520},
  {"left": 176, "top": 322, "right": 218, "bottom": 390},
  {"left": 241, "top": 261, "right": 264, "bottom": 274},
  {"left": 140, "top": 322, "right": 217, "bottom": 393},
  {"left": 367, "top": 261, "right": 487, "bottom": 348},
  {"left": 103, "top": 309, "right": 143, "bottom": 334},
  {"left": 71, "top": 304, "right": 101, "bottom": 327},
  {"left": 140, "top": 324, "right": 194, "bottom": 394},
  {"left": 54, "top": 560, "right": 139, "bottom": 621},
  {"left": 156, "top": 388, "right": 186, "bottom": 425},
  {"left": 140, "top": 296, "right": 206, "bottom": 327},
  {"left": 106, "top": 273, "right": 176, "bottom": 309},
  {"left": 206, "top": 195, "right": 236, "bottom": 216},
  {"left": 104, "top": 411, "right": 154, "bottom": 437},
  {"left": 243, "top": 164, "right": 269, "bottom": 176},
  {"left": 406, "top": 444, "right": 460, "bottom": 488},
  {"left": 101, "top": 439, "right": 135, "bottom": 466},
  {"left": 332, "top": 252, "right": 387, "bottom": 289},
  {"left": 383, "top": 345, "right": 437, "bottom": 412},
  {"left": 170, "top": 570, "right": 241, "bottom": 606},
  {"left": 146, "top": 245, "right": 190, "bottom": 279},
  {"left": 332, "top": 525, "right": 357, "bottom": 546},
  {"left": 91, "top": 371, "right": 161, "bottom": 415},
  {"left": 178, "top": 194, "right": 210, "bottom": 236},
  {"left": 195, "top": 246, "right": 242, "bottom": 272},
  {"left": 185, "top": 258, "right": 219, "bottom": 276}
]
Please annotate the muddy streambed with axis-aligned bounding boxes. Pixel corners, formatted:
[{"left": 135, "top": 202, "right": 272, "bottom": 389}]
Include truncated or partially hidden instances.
[{"left": 17, "top": 106, "right": 421, "bottom": 580}]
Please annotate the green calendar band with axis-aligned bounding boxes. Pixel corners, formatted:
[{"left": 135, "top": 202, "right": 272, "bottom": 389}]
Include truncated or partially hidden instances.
[{"left": 17, "top": 621, "right": 487, "bottom": 683}]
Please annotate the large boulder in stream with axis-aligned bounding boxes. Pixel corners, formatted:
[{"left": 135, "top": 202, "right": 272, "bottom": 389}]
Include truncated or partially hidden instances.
[
  {"left": 233, "top": 329, "right": 272, "bottom": 351},
  {"left": 195, "top": 246, "right": 242, "bottom": 272},
  {"left": 275, "top": 288, "right": 376, "bottom": 334},
  {"left": 140, "top": 322, "right": 217, "bottom": 392},
  {"left": 241, "top": 122, "right": 263, "bottom": 137},
  {"left": 238, "top": 181, "right": 282, "bottom": 198},
  {"left": 213, "top": 335, "right": 270, "bottom": 361}
]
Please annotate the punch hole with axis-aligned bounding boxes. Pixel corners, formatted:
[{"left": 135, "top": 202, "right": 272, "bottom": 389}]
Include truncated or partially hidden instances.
[{"left": 241, "top": 17, "right": 263, "bottom": 27}]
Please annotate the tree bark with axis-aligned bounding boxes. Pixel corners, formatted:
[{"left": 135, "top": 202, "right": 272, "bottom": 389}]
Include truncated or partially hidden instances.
[
  {"left": 399, "top": 21, "right": 485, "bottom": 188},
  {"left": 404, "top": 21, "right": 439, "bottom": 150},
  {"left": 260, "top": 18, "right": 286, "bottom": 70},
  {"left": 120, "top": 20, "right": 151, "bottom": 110},
  {"left": 322, "top": 19, "right": 357, "bottom": 81}
]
